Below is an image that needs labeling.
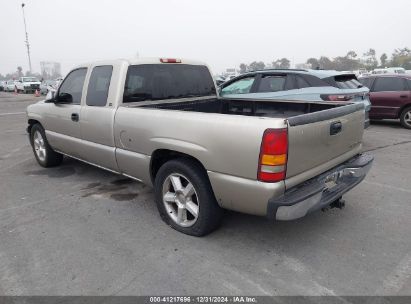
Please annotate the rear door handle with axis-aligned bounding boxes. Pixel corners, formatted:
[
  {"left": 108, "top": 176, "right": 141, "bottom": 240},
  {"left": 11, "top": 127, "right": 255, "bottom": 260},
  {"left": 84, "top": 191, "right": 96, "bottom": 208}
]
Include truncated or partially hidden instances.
[
  {"left": 400, "top": 95, "right": 407, "bottom": 98},
  {"left": 71, "top": 113, "right": 79, "bottom": 122}
]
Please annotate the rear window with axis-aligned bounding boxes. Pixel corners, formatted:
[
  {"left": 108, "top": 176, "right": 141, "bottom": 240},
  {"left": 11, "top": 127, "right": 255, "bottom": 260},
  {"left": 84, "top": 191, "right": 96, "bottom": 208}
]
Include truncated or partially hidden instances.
[
  {"left": 123, "top": 64, "right": 216, "bottom": 102},
  {"left": 330, "top": 75, "right": 363, "bottom": 89}
]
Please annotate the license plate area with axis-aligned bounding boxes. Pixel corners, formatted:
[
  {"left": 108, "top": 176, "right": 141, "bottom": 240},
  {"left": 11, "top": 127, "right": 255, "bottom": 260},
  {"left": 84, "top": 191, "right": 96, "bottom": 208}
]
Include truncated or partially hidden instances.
[{"left": 324, "top": 170, "right": 344, "bottom": 190}]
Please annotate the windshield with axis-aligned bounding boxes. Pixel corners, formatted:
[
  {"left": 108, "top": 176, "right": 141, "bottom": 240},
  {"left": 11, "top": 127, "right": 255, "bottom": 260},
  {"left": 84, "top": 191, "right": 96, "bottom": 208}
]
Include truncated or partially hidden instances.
[
  {"left": 22, "top": 77, "right": 39, "bottom": 82},
  {"left": 123, "top": 64, "right": 216, "bottom": 102},
  {"left": 43, "top": 80, "right": 56, "bottom": 85}
]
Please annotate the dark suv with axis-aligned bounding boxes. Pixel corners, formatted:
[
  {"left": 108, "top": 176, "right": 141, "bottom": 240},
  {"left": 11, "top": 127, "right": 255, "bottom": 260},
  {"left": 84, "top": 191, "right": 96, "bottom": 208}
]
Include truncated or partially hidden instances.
[{"left": 359, "top": 74, "right": 411, "bottom": 129}]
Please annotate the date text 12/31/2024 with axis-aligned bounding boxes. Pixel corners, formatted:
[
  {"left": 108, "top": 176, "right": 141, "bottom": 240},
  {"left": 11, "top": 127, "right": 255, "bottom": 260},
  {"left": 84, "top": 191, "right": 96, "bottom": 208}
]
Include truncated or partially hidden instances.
[{"left": 149, "top": 296, "right": 257, "bottom": 303}]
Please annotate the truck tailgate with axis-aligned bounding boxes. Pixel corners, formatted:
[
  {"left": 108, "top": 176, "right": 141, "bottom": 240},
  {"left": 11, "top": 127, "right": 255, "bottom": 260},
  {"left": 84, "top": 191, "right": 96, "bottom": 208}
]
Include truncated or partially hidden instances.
[{"left": 285, "top": 103, "right": 364, "bottom": 187}]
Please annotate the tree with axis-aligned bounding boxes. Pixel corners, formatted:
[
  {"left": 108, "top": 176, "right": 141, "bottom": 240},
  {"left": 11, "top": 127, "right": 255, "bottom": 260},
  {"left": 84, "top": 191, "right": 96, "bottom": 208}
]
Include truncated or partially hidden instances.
[
  {"left": 248, "top": 61, "right": 265, "bottom": 71},
  {"left": 307, "top": 58, "right": 320, "bottom": 69},
  {"left": 346, "top": 51, "right": 357, "bottom": 60},
  {"left": 318, "top": 56, "right": 334, "bottom": 69},
  {"left": 380, "top": 53, "right": 388, "bottom": 67},
  {"left": 363, "top": 48, "right": 378, "bottom": 70},
  {"left": 17, "top": 66, "right": 23, "bottom": 77},
  {"left": 391, "top": 47, "right": 411, "bottom": 69},
  {"left": 239, "top": 63, "right": 247, "bottom": 74},
  {"left": 272, "top": 58, "right": 290, "bottom": 69}
]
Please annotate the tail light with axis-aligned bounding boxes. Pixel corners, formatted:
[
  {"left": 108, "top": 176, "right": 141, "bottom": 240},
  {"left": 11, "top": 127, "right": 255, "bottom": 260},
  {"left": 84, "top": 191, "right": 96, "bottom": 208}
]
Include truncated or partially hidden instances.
[
  {"left": 258, "top": 128, "right": 288, "bottom": 182},
  {"left": 160, "top": 58, "right": 181, "bottom": 63},
  {"left": 320, "top": 94, "right": 354, "bottom": 101}
]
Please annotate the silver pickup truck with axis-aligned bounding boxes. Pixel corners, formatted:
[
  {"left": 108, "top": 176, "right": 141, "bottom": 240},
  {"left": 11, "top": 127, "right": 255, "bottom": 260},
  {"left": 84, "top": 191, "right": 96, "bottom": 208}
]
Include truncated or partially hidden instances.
[{"left": 26, "top": 58, "right": 373, "bottom": 236}]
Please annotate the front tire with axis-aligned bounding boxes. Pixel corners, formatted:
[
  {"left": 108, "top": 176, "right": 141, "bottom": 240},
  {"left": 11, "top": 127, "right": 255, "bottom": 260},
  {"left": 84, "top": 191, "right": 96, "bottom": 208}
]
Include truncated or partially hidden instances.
[
  {"left": 154, "top": 158, "right": 223, "bottom": 236},
  {"left": 30, "top": 124, "right": 63, "bottom": 167},
  {"left": 400, "top": 106, "right": 411, "bottom": 129}
]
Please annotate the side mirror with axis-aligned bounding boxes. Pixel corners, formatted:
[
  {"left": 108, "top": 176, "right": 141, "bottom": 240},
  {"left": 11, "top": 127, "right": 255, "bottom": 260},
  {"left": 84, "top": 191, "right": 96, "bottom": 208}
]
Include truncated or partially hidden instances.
[
  {"left": 45, "top": 89, "right": 56, "bottom": 102},
  {"left": 55, "top": 92, "right": 73, "bottom": 104}
]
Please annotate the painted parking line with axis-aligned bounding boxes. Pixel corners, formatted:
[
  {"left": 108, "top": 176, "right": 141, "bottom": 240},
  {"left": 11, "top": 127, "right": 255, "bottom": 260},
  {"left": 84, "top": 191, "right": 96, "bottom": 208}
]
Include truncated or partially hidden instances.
[{"left": 0, "top": 112, "right": 26, "bottom": 116}]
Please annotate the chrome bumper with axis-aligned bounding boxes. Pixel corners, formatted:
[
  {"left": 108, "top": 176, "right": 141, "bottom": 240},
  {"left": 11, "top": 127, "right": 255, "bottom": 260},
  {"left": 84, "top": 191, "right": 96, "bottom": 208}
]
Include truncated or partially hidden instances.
[{"left": 267, "top": 153, "right": 374, "bottom": 220}]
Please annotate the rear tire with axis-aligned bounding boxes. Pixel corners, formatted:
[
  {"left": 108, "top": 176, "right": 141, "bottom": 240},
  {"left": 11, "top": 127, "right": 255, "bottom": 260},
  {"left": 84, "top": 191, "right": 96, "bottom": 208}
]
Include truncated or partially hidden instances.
[
  {"left": 400, "top": 106, "right": 411, "bottom": 129},
  {"left": 154, "top": 158, "right": 223, "bottom": 236},
  {"left": 30, "top": 124, "right": 63, "bottom": 167}
]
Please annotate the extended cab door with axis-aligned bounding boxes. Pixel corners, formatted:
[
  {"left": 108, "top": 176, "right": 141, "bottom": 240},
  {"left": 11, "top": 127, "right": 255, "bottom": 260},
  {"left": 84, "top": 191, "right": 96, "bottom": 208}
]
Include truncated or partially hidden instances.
[
  {"left": 43, "top": 68, "right": 87, "bottom": 158},
  {"left": 369, "top": 76, "right": 409, "bottom": 118},
  {"left": 79, "top": 65, "right": 119, "bottom": 171}
]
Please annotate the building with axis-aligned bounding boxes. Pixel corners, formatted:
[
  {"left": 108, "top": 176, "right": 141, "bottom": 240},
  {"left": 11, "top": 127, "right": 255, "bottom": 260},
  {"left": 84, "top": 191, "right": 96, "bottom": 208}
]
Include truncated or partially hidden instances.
[{"left": 40, "top": 61, "right": 62, "bottom": 79}]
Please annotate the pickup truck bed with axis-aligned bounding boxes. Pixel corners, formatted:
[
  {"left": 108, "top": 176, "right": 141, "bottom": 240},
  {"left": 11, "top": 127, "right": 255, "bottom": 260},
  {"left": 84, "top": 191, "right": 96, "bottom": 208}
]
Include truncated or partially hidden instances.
[{"left": 139, "top": 97, "right": 344, "bottom": 118}]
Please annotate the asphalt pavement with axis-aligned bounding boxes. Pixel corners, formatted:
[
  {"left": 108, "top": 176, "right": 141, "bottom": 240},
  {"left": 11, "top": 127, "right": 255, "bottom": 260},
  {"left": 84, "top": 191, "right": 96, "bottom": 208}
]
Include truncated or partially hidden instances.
[{"left": 0, "top": 91, "right": 410, "bottom": 296}]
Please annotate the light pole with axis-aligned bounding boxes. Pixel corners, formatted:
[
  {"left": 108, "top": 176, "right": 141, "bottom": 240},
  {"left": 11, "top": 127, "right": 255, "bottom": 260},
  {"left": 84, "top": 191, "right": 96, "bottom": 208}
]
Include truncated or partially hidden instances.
[{"left": 21, "top": 3, "right": 32, "bottom": 73}]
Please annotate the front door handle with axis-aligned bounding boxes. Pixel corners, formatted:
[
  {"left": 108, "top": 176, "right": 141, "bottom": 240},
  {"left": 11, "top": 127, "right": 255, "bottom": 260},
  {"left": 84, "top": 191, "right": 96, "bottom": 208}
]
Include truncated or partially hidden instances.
[
  {"left": 71, "top": 113, "right": 79, "bottom": 122},
  {"left": 400, "top": 95, "right": 407, "bottom": 98}
]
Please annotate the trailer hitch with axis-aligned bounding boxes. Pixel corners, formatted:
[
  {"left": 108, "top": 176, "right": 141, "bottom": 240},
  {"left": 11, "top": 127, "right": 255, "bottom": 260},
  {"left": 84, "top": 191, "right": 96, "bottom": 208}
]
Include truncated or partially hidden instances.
[{"left": 321, "top": 197, "right": 345, "bottom": 212}]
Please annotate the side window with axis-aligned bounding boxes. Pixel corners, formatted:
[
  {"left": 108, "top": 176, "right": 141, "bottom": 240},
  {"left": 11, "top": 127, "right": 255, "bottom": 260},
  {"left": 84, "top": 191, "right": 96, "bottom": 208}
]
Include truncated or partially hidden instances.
[
  {"left": 58, "top": 68, "right": 87, "bottom": 104},
  {"left": 257, "top": 75, "right": 286, "bottom": 92},
  {"left": 86, "top": 65, "right": 113, "bottom": 107},
  {"left": 296, "top": 76, "right": 310, "bottom": 89},
  {"left": 406, "top": 79, "right": 411, "bottom": 90},
  {"left": 373, "top": 77, "right": 406, "bottom": 92},
  {"left": 220, "top": 77, "right": 255, "bottom": 96}
]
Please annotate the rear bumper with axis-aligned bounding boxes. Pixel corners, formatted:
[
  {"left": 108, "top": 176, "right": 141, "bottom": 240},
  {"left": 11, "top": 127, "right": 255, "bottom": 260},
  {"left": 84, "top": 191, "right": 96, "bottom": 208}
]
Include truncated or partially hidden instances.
[{"left": 267, "top": 153, "right": 373, "bottom": 220}]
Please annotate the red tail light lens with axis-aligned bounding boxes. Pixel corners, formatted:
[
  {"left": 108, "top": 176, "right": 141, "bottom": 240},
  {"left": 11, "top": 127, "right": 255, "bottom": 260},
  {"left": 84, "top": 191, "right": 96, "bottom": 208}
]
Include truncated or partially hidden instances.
[
  {"left": 258, "top": 129, "right": 288, "bottom": 182},
  {"left": 320, "top": 94, "right": 354, "bottom": 102}
]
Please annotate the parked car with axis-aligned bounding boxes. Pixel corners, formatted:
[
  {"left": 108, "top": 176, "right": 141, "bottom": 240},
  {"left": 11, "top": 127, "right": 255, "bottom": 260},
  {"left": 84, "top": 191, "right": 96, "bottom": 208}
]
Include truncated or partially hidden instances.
[
  {"left": 372, "top": 67, "right": 406, "bottom": 75},
  {"left": 359, "top": 74, "right": 411, "bottom": 129},
  {"left": 0, "top": 81, "right": 5, "bottom": 91},
  {"left": 219, "top": 69, "right": 371, "bottom": 128},
  {"left": 40, "top": 80, "right": 57, "bottom": 95},
  {"left": 26, "top": 58, "right": 373, "bottom": 236},
  {"left": 15, "top": 76, "right": 41, "bottom": 93},
  {"left": 4, "top": 80, "right": 17, "bottom": 92}
]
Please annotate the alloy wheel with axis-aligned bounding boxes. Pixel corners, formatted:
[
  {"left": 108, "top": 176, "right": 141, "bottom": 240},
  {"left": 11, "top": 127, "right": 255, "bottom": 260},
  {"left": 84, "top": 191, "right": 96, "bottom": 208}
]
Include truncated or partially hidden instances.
[
  {"left": 162, "top": 173, "right": 199, "bottom": 227},
  {"left": 33, "top": 130, "right": 46, "bottom": 162}
]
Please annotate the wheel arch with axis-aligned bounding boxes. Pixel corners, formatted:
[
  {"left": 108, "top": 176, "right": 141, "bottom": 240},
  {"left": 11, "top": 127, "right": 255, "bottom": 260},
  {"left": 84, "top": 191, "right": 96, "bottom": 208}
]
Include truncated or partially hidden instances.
[
  {"left": 397, "top": 103, "right": 411, "bottom": 118},
  {"left": 150, "top": 149, "right": 208, "bottom": 184},
  {"left": 27, "top": 119, "right": 42, "bottom": 134}
]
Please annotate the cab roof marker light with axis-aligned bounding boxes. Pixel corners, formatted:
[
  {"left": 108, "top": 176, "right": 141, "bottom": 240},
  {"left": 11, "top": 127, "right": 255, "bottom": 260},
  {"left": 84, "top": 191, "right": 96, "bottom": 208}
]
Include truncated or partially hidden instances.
[{"left": 160, "top": 58, "right": 182, "bottom": 63}]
